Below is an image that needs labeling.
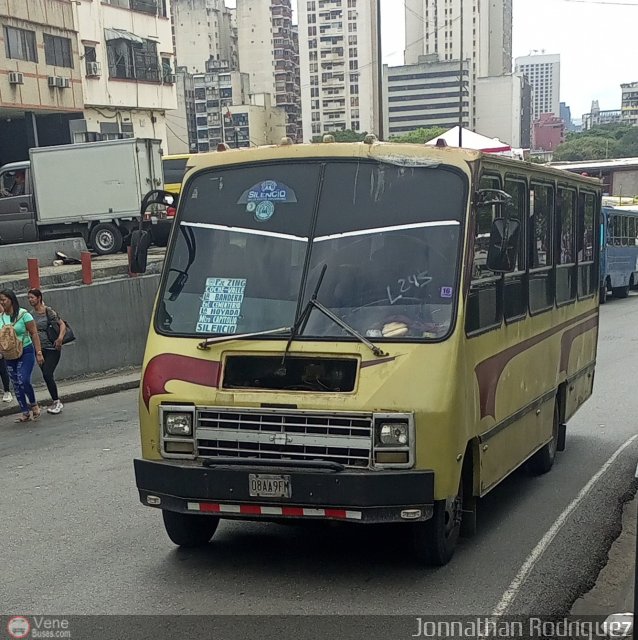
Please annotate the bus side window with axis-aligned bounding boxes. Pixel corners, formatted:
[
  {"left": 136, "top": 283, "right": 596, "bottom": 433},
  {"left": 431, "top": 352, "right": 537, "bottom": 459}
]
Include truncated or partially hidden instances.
[
  {"left": 503, "top": 178, "right": 527, "bottom": 321},
  {"left": 529, "top": 182, "right": 555, "bottom": 314},
  {"left": 577, "top": 192, "right": 597, "bottom": 298},
  {"left": 556, "top": 187, "right": 577, "bottom": 304},
  {"left": 466, "top": 175, "right": 502, "bottom": 334}
]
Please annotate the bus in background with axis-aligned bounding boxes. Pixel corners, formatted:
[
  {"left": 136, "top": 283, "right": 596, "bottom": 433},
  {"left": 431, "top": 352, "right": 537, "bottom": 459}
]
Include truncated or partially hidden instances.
[
  {"left": 600, "top": 204, "right": 638, "bottom": 302},
  {"left": 162, "top": 154, "right": 190, "bottom": 197},
  {"left": 131, "top": 139, "right": 601, "bottom": 566}
]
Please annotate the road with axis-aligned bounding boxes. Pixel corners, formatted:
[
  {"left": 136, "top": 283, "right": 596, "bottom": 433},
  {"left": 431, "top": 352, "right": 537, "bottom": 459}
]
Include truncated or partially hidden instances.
[{"left": 1, "top": 297, "right": 637, "bottom": 627}]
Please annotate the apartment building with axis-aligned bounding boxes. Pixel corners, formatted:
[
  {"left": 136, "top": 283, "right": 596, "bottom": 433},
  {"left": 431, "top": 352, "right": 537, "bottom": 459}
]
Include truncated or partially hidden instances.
[
  {"left": 404, "top": 0, "right": 512, "bottom": 127},
  {"left": 515, "top": 53, "right": 560, "bottom": 118},
  {"left": 237, "top": 0, "right": 301, "bottom": 141},
  {"left": 621, "top": 81, "right": 638, "bottom": 127},
  {"left": 0, "top": 0, "right": 84, "bottom": 164},
  {"left": 171, "top": 0, "right": 237, "bottom": 74},
  {"left": 298, "top": 0, "right": 380, "bottom": 141},
  {"left": 74, "top": 0, "right": 177, "bottom": 148}
]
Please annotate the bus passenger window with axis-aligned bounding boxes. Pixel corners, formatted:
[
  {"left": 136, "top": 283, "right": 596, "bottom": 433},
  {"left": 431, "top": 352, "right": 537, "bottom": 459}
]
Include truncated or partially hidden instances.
[
  {"left": 577, "top": 192, "right": 597, "bottom": 298},
  {"left": 556, "top": 188, "right": 577, "bottom": 304},
  {"left": 466, "top": 175, "right": 502, "bottom": 334},
  {"left": 529, "top": 183, "right": 555, "bottom": 313},
  {"left": 503, "top": 179, "right": 527, "bottom": 321}
]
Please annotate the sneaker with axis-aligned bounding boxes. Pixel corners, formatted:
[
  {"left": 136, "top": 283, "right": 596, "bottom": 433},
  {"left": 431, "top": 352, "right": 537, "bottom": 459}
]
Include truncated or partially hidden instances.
[
  {"left": 2, "top": 391, "right": 12, "bottom": 403},
  {"left": 47, "top": 400, "right": 63, "bottom": 415}
]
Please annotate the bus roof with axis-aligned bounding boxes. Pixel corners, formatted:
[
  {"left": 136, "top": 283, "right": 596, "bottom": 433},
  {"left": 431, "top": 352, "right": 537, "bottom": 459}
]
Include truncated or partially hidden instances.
[{"left": 184, "top": 141, "right": 602, "bottom": 188}]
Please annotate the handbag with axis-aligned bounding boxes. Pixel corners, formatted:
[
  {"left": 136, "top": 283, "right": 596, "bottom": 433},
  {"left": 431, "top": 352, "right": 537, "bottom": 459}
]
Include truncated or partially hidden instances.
[{"left": 45, "top": 307, "right": 76, "bottom": 345}]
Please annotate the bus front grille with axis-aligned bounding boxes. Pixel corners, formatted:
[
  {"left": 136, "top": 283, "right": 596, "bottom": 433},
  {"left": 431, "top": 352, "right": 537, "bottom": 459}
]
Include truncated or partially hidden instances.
[{"left": 195, "top": 408, "right": 373, "bottom": 468}]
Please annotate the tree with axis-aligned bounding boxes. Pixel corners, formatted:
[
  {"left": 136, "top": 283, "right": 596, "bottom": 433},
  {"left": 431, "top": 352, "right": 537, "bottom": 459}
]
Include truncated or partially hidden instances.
[
  {"left": 389, "top": 127, "right": 448, "bottom": 144},
  {"left": 311, "top": 129, "right": 368, "bottom": 143},
  {"left": 552, "top": 123, "right": 638, "bottom": 161}
]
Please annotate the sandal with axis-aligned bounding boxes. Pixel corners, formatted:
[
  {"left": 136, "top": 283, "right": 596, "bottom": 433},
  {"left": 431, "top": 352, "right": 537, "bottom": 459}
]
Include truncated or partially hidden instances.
[
  {"left": 15, "top": 413, "right": 32, "bottom": 423},
  {"left": 31, "top": 405, "right": 41, "bottom": 420}
]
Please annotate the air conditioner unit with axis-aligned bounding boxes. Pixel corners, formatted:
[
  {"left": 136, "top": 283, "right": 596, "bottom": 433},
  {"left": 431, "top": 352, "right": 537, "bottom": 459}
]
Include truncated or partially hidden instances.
[
  {"left": 56, "top": 76, "right": 70, "bottom": 89},
  {"left": 48, "top": 76, "right": 58, "bottom": 88},
  {"left": 8, "top": 72, "right": 24, "bottom": 85},
  {"left": 86, "top": 61, "right": 101, "bottom": 77}
]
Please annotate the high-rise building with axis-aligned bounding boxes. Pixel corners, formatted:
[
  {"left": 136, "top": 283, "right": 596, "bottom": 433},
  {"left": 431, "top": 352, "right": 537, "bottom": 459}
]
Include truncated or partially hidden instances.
[
  {"left": 383, "top": 55, "right": 471, "bottom": 137},
  {"left": 237, "top": 0, "right": 302, "bottom": 142},
  {"left": 404, "top": 0, "right": 513, "bottom": 127},
  {"left": 621, "top": 81, "right": 638, "bottom": 127},
  {"left": 171, "top": 0, "right": 238, "bottom": 74},
  {"left": 514, "top": 53, "right": 560, "bottom": 118},
  {"left": 74, "top": 0, "right": 177, "bottom": 149},
  {"left": 298, "top": 0, "right": 380, "bottom": 141}
]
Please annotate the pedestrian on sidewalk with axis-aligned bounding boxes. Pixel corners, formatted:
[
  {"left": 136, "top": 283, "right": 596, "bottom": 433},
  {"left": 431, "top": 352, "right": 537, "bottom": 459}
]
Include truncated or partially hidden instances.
[
  {"left": 0, "top": 356, "right": 12, "bottom": 403},
  {"left": 28, "top": 289, "right": 66, "bottom": 415},
  {"left": 0, "top": 289, "right": 43, "bottom": 422}
]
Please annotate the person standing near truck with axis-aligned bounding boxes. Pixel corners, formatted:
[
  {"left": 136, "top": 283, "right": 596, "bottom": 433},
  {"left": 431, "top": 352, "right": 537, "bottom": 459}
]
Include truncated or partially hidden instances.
[
  {"left": 28, "top": 289, "right": 66, "bottom": 415},
  {"left": 0, "top": 289, "right": 43, "bottom": 422}
]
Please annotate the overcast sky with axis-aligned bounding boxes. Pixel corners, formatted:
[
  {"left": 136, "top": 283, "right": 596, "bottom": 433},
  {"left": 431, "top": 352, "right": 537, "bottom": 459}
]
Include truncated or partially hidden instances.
[{"left": 226, "top": 0, "right": 638, "bottom": 122}]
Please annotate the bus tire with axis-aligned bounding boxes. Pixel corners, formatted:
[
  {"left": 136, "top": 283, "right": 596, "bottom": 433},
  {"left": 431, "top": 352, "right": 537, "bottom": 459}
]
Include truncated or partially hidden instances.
[
  {"left": 527, "top": 402, "right": 559, "bottom": 475},
  {"left": 162, "top": 510, "right": 219, "bottom": 548},
  {"left": 612, "top": 285, "right": 629, "bottom": 298},
  {"left": 412, "top": 481, "right": 462, "bottom": 566}
]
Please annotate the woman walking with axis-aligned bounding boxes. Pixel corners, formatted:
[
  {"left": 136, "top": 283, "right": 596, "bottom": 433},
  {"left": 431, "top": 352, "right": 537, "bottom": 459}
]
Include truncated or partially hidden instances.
[
  {"left": 28, "top": 289, "right": 66, "bottom": 415},
  {"left": 0, "top": 356, "right": 12, "bottom": 403},
  {"left": 0, "top": 289, "right": 43, "bottom": 422}
]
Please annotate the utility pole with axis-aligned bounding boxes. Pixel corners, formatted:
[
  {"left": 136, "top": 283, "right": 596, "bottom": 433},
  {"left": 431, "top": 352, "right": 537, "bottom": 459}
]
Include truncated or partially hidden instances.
[{"left": 458, "top": 0, "right": 464, "bottom": 147}]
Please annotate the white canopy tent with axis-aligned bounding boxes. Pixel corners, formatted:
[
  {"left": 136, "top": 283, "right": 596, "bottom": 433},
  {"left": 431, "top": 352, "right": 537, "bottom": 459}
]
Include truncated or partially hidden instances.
[{"left": 425, "top": 126, "right": 525, "bottom": 159}]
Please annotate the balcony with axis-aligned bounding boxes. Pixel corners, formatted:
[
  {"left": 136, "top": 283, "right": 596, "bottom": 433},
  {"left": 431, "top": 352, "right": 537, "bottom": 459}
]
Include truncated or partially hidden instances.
[{"left": 104, "top": 0, "right": 168, "bottom": 17}]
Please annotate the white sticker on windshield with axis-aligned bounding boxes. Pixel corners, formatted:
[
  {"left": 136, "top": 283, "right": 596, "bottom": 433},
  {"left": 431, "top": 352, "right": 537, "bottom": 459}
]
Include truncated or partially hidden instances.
[{"left": 196, "top": 277, "right": 246, "bottom": 334}]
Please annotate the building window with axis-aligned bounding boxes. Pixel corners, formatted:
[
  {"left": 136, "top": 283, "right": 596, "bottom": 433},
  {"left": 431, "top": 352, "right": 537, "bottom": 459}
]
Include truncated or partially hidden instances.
[
  {"left": 107, "top": 37, "right": 160, "bottom": 82},
  {"left": 84, "top": 45, "right": 97, "bottom": 63},
  {"left": 4, "top": 26, "right": 37, "bottom": 62},
  {"left": 44, "top": 34, "right": 73, "bottom": 68},
  {"left": 106, "top": 0, "right": 168, "bottom": 18}
]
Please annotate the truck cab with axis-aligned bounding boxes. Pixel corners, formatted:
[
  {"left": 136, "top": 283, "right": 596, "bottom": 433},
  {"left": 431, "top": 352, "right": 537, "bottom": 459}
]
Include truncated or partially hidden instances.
[{"left": 0, "top": 161, "right": 37, "bottom": 245}]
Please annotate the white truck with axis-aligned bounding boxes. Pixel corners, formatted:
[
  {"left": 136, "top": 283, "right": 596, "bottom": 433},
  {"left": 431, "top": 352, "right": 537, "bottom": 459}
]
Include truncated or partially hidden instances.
[{"left": 0, "top": 138, "right": 164, "bottom": 255}]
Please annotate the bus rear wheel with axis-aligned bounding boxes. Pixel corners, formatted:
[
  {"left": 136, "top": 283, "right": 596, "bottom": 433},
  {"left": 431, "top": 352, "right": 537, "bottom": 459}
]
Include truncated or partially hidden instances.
[
  {"left": 412, "top": 481, "right": 463, "bottom": 566},
  {"left": 162, "top": 510, "right": 219, "bottom": 548},
  {"left": 527, "top": 402, "right": 559, "bottom": 475}
]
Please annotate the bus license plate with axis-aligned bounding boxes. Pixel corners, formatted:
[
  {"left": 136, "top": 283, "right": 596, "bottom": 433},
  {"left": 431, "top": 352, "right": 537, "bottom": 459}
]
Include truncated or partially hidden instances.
[{"left": 249, "top": 474, "right": 291, "bottom": 498}]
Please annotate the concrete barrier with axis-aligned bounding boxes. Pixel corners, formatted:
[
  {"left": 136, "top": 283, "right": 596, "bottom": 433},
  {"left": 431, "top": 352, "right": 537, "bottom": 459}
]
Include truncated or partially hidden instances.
[
  {"left": 1, "top": 238, "right": 89, "bottom": 275},
  {"left": 14, "top": 274, "right": 160, "bottom": 386}
]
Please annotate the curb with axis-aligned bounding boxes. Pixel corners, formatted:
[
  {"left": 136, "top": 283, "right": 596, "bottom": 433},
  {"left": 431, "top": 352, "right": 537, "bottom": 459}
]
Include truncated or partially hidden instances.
[{"left": 0, "top": 378, "right": 140, "bottom": 418}]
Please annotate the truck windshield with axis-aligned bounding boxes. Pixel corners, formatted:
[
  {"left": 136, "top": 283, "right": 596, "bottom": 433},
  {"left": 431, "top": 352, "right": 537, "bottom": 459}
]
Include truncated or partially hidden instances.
[{"left": 156, "top": 159, "right": 467, "bottom": 342}]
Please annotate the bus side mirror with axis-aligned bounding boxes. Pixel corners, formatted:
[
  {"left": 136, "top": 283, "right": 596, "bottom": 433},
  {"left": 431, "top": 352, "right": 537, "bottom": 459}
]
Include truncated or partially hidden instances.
[
  {"left": 130, "top": 229, "right": 151, "bottom": 274},
  {"left": 486, "top": 218, "right": 520, "bottom": 273}
]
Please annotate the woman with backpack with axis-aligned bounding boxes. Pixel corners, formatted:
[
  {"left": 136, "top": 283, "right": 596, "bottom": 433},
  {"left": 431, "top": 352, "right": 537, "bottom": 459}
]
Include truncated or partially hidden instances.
[
  {"left": 0, "top": 289, "right": 43, "bottom": 422},
  {"left": 27, "top": 289, "right": 66, "bottom": 415}
]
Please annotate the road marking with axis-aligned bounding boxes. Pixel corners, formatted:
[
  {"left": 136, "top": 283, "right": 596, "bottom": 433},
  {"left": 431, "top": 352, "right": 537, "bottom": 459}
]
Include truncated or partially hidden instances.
[{"left": 491, "top": 434, "right": 638, "bottom": 617}]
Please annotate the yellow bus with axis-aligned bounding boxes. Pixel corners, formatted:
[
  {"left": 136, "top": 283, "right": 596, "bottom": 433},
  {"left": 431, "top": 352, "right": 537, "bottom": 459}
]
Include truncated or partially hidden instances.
[
  {"left": 132, "top": 138, "right": 601, "bottom": 565},
  {"left": 162, "top": 154, "right": 191, "bottom": 196}
]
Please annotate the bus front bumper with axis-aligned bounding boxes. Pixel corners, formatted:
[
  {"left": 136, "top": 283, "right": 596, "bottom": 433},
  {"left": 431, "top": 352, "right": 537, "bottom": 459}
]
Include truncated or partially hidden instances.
[{"left": 134, "top": 459, "right": 435, "bottom": 524}]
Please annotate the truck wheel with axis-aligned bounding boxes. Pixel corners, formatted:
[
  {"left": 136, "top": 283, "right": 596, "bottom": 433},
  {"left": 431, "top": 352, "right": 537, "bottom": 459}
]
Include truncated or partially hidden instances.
[
  {"left": 612, "top": 285, "right": 629, "bottom": 299},
  {"left": 162, "top": 510, "right": 219, "bottom": 548},
  {"left": 412, "top": 480, "right": 462, "bottom": 566},
  {"left": 527, "top": 402, "right": 559, "bottom": 475},
  {"left": 90, "top": 223, "right": 123, "bottom": 255}
]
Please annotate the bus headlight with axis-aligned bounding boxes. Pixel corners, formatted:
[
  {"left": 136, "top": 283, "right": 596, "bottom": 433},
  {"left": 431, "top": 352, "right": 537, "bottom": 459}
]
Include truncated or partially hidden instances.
[
  {"left": 373, "top": 413, "right": 414, "bottom": 469},
  {"left": 164, "top": 413, "right": 193, "bottom": 437},
  {"left": 379, "top": 422, "right": 409, "bottom": 446}
]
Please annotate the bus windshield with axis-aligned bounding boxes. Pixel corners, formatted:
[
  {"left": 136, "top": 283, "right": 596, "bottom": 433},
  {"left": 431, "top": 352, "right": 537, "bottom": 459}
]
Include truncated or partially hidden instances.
[{"left": 156, "top": 159, "right": 467, "bottom": 342}]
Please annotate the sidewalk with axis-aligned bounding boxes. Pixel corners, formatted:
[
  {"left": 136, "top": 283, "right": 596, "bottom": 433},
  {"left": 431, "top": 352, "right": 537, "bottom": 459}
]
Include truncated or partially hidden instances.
[
  {"left": 571, "top": 494, "right": 636, "bottom": 617},
  {"left": 0, "top": 368, "right": 140, "bottom": 418}
]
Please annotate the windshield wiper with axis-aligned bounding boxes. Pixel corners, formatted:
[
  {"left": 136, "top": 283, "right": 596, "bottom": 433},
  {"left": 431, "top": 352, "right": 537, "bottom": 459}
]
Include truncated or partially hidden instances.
[
  {"left": 198, "top": 326, "right": 292, "bottom": 350},
  {"left": 277, "top": 265, "right": 386, "bottom": 375}
]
